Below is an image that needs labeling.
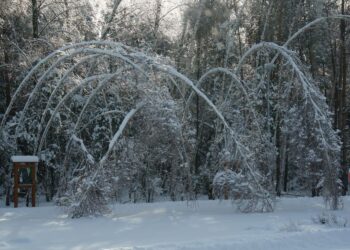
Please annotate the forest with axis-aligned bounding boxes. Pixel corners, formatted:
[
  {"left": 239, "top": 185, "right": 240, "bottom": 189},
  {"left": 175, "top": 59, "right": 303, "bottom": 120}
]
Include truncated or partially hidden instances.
[{"left": 0, "top": 0, "right": 349, "bottom": 218}]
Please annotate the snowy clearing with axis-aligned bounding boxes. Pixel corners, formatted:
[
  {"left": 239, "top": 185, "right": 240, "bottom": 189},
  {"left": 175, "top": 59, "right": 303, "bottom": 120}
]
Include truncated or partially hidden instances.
[{"left": 1, "top": 197, "right": 350, "bottom": 250}]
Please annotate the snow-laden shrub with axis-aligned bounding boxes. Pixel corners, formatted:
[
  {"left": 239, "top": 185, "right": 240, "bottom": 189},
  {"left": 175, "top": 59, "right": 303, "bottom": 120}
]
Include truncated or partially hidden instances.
[
  {"left": 312, "top": 212, "right": 347, "bottom": 227},
  {"left": 212, "top": 168, "right": 273, "bottom": 212},
  {"left": 213, "top": 169, "right": 245, "bottom": 200},
  {"left": 60, "top": 134, "right": 111, "bottom": 218},
  {"left": 68, "top": 176, "right": 111, "bottom": 218},
  {"left": 55, "top": 196, "right": 72, "bottom": 207}
]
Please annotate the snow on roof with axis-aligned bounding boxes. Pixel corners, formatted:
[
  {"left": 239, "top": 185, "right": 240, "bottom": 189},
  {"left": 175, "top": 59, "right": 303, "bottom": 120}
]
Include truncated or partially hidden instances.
[{"left": 11, "top": 156, "right": 39, "bottom": 163}]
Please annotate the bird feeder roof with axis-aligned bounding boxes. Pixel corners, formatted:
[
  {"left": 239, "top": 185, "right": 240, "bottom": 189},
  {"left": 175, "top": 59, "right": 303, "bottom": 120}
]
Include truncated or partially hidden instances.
[{"left": 11, "top": 156, "right": 39, "bottom": 163}]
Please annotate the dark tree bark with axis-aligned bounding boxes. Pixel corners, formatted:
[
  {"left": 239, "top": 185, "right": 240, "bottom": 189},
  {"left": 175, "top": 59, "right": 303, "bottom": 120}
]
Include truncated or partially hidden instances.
[
  {"left": 152, "top": 0, "right": 162, "bottom": 50},
  {"left": 194, "top": 38, "right": 202, "bottom": 176},
  {"left": 283, "top": 150, "right": 289, "bottom": 192},
  {"left": 64, "top": 0, "right": 70, "bottom": 28},
  {"left": 32, "top": 0, "right": 39, "bottom": 38},
  {"left": 275, "top": 118, "right": 281, "bottom": 196},
  {"left": 1, "top": 21, "right": 11, "bottom": 111},
  {"left": 339, "top": 0, "right": 348, "bottom": 195},
  {"left": 4, "top": 47, "right": 11, "bottom": 107},
  {"left": 154, "top": 0, "right": 162, "bottom": 35},
  {"left": 101, "top": 0, "right": 123, "bottom": 40}
]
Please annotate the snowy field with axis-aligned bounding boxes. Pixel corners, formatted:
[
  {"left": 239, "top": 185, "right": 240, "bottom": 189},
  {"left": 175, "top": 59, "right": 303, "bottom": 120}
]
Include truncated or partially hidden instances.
[{"left": 1, "top": 197, "right": 350, "bottom": 250}]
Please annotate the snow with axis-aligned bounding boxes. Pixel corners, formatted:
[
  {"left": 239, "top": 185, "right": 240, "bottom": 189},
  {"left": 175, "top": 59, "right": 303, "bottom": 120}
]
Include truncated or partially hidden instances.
[
  {"left": 1, "top": 197, "right": 350, "bottom": 250},
  {"left": 10, "top": 156, "right": 39, "bottom": 163}
]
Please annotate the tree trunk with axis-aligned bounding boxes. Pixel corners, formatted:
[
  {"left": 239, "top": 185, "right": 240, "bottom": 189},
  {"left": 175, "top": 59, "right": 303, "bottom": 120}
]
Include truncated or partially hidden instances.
[
  {"left": 101, "top": 0, "right": 123, "bottom": 40},
  {"left": 275, "top": 118, "right": 281, "bottom": 196},
  {"left": 1, "top": 22, "right": 11, "bottom": 108},
  {"left": 5, "top": 188, "right": 10, "bottom": 206},
  {"left": 194, "top": 38, "right": 202, "bottom": 175},
  {"left": 32, "top": 0, "right": 39, "bottom": 38},
  {"left": 4, "top": 47, "right": 11, "bottom": 107},
  {"left": 339, "top": 0, "right": 348, "bottom": 195},
  {"left": 283, "top": 150, "right": 289, "bottom": 192},
  {"left": 64, "top": 0, "right": 70, "bottom": 31},
  {"left": 152, "top": 0, "right": 162, "bottom": 50},
  {"left": 154, "top": 0, "right": 162, "bottom": 35}
]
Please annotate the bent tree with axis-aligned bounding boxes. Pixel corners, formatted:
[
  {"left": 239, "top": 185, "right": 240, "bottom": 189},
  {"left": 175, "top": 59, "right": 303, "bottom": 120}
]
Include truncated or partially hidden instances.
[{"left": 0, "top": 19, "right": 343, "bottom": 216}]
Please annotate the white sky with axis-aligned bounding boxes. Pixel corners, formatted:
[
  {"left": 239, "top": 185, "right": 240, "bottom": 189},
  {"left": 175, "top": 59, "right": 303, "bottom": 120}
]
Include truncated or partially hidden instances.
[{"left": 90, "top": 0, "right": 188, "bottom": 38}]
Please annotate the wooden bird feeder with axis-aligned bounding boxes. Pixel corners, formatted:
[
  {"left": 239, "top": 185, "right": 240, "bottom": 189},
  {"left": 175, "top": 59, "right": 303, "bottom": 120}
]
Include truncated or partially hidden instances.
[{"left": 11, "top": 156, "right": 39, "bottom": 208}]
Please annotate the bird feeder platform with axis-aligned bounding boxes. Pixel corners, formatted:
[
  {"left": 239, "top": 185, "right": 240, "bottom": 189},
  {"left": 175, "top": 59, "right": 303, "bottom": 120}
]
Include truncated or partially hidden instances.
[{"left": 11, "top": 156, "right": 39, "bottom": 208}]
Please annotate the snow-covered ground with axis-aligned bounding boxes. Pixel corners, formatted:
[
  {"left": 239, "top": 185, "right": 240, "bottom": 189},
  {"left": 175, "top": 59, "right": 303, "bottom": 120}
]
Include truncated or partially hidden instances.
[{"left": 1, "top": 197, "right": 350, "bottom": 250}]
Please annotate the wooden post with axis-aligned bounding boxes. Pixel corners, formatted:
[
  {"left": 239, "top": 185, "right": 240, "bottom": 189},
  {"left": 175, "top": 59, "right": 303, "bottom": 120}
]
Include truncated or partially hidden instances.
[
  {"left": 31, "top": 163, "right": 36, "bottom": 207},
  {"left": 13, "top": 163, "right": 19, "bottom": 208}
]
